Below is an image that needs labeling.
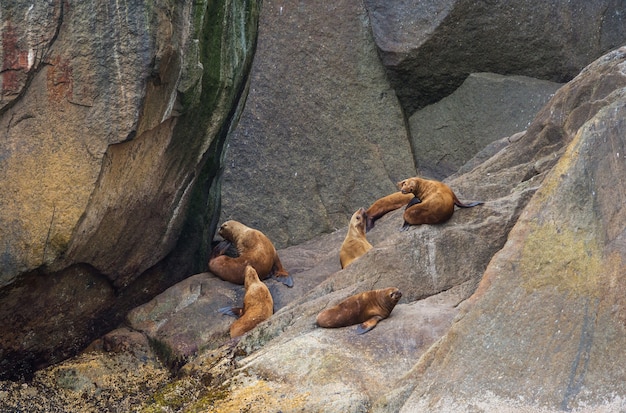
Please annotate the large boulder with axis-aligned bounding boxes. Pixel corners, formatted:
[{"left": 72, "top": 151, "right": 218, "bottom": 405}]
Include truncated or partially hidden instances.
[
  {"left": 409, "top": 73, "right": 562, "bottom": 178},
  {"left": 0, "top": 44, "right": 624, "bottom": 413},
  {"left": 219, "top": 0, "right": 416, "bottom": 249},
  {"left": 364, "top": 0, "right": 626, "bottom": 114},
  {"left": 380, "top": 46, "right": 626, "bottom": 412},
  {"left": 0, "top": 0, "right": 260, "bottom": 380},
  {"left": 137, "top": 46, "right": 625, "bottom": 412}
]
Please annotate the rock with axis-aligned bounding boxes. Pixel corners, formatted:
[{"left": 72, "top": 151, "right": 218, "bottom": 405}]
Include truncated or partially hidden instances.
[
  {"left": 364, "top": 0, "right": 626, "bottom": 114},
  {"left": 0, "top": 0, "right": 260, "bottom": 380},
  {"left": 374, "top": 46, "right": 626, "bottom": 413},
  {"left": 219, "top": 0, "right": 416, "bottom": 249},
  {"left": 146, "top": 45, "right": 626, "bottom": 413},
  {"left": 409, "top": 73, "right": 562, "bottom": 179}
]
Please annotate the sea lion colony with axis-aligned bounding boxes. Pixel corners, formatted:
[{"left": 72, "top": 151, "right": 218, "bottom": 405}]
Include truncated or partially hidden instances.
[{"left": 211, "top": 176, "right": 483, "bottom": 336}]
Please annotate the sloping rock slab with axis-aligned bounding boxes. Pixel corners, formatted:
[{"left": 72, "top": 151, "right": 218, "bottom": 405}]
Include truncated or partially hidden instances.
[{"left": 373, "top": 47, "right": 626, "bottom": 413}]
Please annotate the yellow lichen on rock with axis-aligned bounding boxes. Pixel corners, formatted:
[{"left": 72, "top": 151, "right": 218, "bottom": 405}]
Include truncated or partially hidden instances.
[
  {"left": 206, "top": 377, "right": 309, "bottom": 413},
  {"left": 520, "top": 222, "right": 601, "bottom": 298}
]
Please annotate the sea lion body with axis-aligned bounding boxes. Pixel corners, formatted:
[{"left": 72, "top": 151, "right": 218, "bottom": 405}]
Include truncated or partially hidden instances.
[
  {"left": 316, "top": 287, "right": 402, "bottom": 334},
  {"left": 364, "top": 191, "right": 416, "bottom": 231},
  {"left": 209, "top": 220, "right": 293, "bottom": 287},
  {"left": 219, "top": 265, "right": 274, "bottom": 338},
  {"left": 340, "top": 208, "right": 373, "bottom": 269},
  {"left": 397, "top": 177, "right": 483, "bottom": 230}
]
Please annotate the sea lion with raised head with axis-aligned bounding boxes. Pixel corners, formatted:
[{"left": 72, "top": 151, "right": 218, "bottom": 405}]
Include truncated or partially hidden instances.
[
  {"left": 209, "top": 220, "right": 293, "bottom": 287},
  {"left": 397, "top": 176, "right": 483, "bottom": 231},
  {"left": 219, "top": 265, "right": 274, "bottom": 338},
  {"left": 316, "top": 287, "right": 402, "bottom": 334},
  {"left": 340, "top": 208, "right": 373, "bottom": 269},
  {"left": 364, "top": 191, "right": 416, "bottom": 231}
]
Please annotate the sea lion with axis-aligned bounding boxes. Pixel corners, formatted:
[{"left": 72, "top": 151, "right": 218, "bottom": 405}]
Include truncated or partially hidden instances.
[
  {"left": 364, "top": 191, "right": 416, "bottom": 231},
  {"left": 340, "top": 208, "right": 373, "bottom": 269},
  {"left": 397, "top": 176, "right": 483, "bottom": 231},
  {"left": 209, "top": 220, "right": 293, "bottom": 287},
  {"left": 219, "top": 265, "right": 274, "bottom": 338},
  {"left": 316, "top": 287, "right": 402, "bottom": 334}
]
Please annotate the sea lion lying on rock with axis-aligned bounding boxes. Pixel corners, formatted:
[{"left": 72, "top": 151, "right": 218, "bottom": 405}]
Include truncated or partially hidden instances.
[
  {"left": 316, "top": 287, "right": 402, "bottom": 334},
  {"left": 397, "top": 176, "right": 483, "bottom": 231},
  {"left": 209, "top": 220, "right": 293, "bottom": 287},
  {"left": 340, "top": 208, "right": 373, "bottom": 269},
  {"left": 219, "top": 265, "right": 274, "bottom": 338}
]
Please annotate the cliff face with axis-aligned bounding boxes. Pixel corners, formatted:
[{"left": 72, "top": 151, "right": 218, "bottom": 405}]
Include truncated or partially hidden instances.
[
  {"left": 218, "top": 0, "right": 626, "bottom": 247},
  {"left": 2, "top": 1, "right": 626, "bottom": 411},
  {"left": 1, "top": 45, "right": 624, "bottom": 413},
  {"left": 0, "top": 0, "right": 259, "bottom": 380}
]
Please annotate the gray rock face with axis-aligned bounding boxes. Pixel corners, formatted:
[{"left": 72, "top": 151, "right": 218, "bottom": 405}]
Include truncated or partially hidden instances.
[
  {"left": 364, "top": 0, "right": 626, "bottom": 114},
  {"left": 136, "top": 45, "right": 626, "bottom": 413},
  {"left": 384, "top": 46, "right": 626, "bottom": 412},
  {"left": 219, "top": 0, "right": 416, "bottom": 249},
  {"left": 0, "top": 0, "right": 260, "bottom": 380},
  {"left": 409, "top": 73, "right": 563, "bottom": 179}
]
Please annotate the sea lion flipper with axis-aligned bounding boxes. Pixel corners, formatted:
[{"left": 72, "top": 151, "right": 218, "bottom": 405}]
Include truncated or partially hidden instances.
[
  {"left": 273, "top": 274, "right": 294, "bottom": 288},
  {"left": 211, "top": 240, "right": 238, "bottom": 258},
  {"left": 405, "top": 196, "right": 422, "bottom": 209},
  {"left": 356, "top": 316, "right": 383, "bottom": 334},
  {"left": 400, "top": 221, "right": 410, "bottom": 232},
  {"left": 365, "top": 215, "right": 375, "bottom": 232},
  {"left": 456, "top": 200, "right": 484, "bottom": 208},
  {"left": 218, "top": 306, "right": 243, "bottom": 318}
]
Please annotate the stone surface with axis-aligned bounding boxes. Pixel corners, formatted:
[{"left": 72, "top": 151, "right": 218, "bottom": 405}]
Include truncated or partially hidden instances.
[
  {"left": 219, "top": 0, "right": 416, "bottom": 249},
  {"left": 0, "top": 0, "right": 260, "bottom": 380},
  {"left": 409, "top": 73, "right": 563, "bottom": 179},
  {"left": 364, "top": 0, "right": 626, "bottom": 114},
  {"left": 380, "top": 48, "right": 626, "bottom": 413},
  {"left": 1, "top": 45, "right": 625, "bottom": 413}
]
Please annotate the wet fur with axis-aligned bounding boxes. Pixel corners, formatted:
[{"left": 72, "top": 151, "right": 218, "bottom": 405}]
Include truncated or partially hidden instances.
[
  {"left": 397, "top": 177, "right": 483, "bottom": 230},
  {"left": 340, "top": 208, "right": 373, "bottom": 268},
  {"left": 219, "top": 265, "right": 274, "bottom": 338},
  {"left": 316, "top": 287, "right": 402, "bottom": 334},
  {"left": 209, "top": 220, "right": 292, "bottom": 287}
]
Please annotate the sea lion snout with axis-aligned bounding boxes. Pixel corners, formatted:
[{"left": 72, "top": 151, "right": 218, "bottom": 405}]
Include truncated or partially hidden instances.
[
  {"left": 357, "top": 207, "right": 367, "bottom": 220},
  {"left": 390, "top": 290, "right": 402, "bottom": 301}
]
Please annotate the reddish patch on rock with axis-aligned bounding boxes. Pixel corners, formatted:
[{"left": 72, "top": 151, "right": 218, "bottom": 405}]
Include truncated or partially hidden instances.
[
  {"left": 46, "top": 55, "right": 73, "bottom": 103},
  {"left": 1, "top": 23, "right": 31, "bottom": 96}
]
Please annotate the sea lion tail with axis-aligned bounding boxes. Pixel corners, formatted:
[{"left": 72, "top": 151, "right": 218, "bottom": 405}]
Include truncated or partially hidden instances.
[
  {"left": 452, "top": 193, "right": 484, "bottom": 208},
  {"left": 454, "top": 200, "right": 484, "bottom": 208}
]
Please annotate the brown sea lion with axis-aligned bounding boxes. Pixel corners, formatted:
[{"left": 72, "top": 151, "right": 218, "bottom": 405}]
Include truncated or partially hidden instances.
[
  {"left": 316, "top": 287, "right": 402, "bottom": 334},
  {"left": 340, "top": 208, "right": 373, "bottom": 269},
  {"left": 209, "top": 220, "right": 293, "bottom": 287},
  {"left": 219, "top": 265, "right": 274, "bottom": 338},
  {"left": 397, "top": 176, "right": 483, "bottom": 231},
  {"left": 364, "top": 191, "right": 416, "bottom": 231}
]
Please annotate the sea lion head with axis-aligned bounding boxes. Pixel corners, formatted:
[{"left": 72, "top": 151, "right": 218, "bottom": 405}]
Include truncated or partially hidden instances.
[
  {"left": 397, "top": 178, "right": 416, "bottom": 194},
  {"left": 385, "top": 287, "right": 402, "bottom": 304},
  {"left": 349, "top": 208, "right": 367, "bottom": 231},
  {"left": 377, "top": 287, "right": 402, "bottom": 313},
  {"left": 218, "top": 220, "right": 247, "bottom": 241}
]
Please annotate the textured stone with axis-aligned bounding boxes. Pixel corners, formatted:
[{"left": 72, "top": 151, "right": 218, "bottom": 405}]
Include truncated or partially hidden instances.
[
  {"left": 374, "top": 46, "right": 626, "bottom": 413},
  {"left": 364, "top": 0, "right": 626, "bottom": 114},
  {"left": 409, "top": 73, "right": 562, "bottom": 179},
  {"left": 219, "top": 0, "right": 416, "bottom": 249},
  {"left": 0, "top": 0, "right": 260, "bottom": 380}
]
